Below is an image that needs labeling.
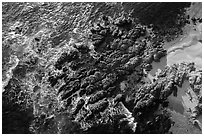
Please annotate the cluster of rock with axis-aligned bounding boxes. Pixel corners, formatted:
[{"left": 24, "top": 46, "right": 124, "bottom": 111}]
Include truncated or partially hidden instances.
[
  {"left": 44, "top": 14, "right": 177, "bottom": 133},
  {"left": 2, "top": 2, "right": 201, "bottom": 134},
  {"left": 191, "top": 17, "right": 202, "bottom": 25},
  {"left": 187, "top": 70, "right": 202, "bottom": 123}
]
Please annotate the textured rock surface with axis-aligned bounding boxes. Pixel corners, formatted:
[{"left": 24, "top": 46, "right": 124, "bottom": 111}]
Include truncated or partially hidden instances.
[{"left": 2, "top": 2, "right": 201, "bottom": 134}]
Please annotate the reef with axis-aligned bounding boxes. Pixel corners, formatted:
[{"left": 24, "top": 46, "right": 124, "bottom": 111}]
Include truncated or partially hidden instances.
[{"left": 2, "top": 2, "right": 201, "bottom": 134}]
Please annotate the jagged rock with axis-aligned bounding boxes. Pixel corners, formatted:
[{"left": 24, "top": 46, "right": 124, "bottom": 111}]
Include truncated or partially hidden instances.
[
  {"left": 102, "top": 74, "right": 117, "bottom": 89},
  {"left": 143, "top": 54, "right": 154, "bottom": 64},
  {"left": 55, "top": 50, "right": 79, "bottom": 70},
  {"left": 60, "top": 80, "right": 80, "bottom": 100},
  {"left": 114, "top": 94, "right": 125, "bottom": 104},
  {"left": 3, "top": 2, "right": 199, "bottom": 134},
  {"left": 124, "top": 56, "right": 140, "bottom": 70},
  {"left": 115, "top": 17, "right": 132, "bottom": 27},
  {"left": 81, "top": 79, "right": 89, "bottom": 88},
  {"left": 88, "top": 90, "right": 107, "bottom": 104},
  {"left": 48, "top": 75, "right": 58, "bottom": 87},
  {"left": 195, "top": 76, "right": 202, "bottom": 85},
  {"left": 72, "top": 99, "right": 85, "bottom": 116},
  {"left": 65, "top": 97, "right": 72, "bottom": 107},
  {"left": 189, "top": 76, "right": 196, "bottom": 85},
  {"left": 89, "top": 99, "right": 109, "bottom": 114},
  {"left": 143, "top": 63, "right": 152, "bottom": 71},
  {"left": 133, "top": 93, "right": 155, "bottom": 113},
  {"left": 85, "top": 84, "right": 96, "bottom": 95},
  {"left": 193, "top": 85, "right": 201, "bottom": 93},
  {"left": 79, "top": 89, "right": 86, "bottom": 97},
  {"left": 153, "top": 50, "right": 166, "bottom": 62}
]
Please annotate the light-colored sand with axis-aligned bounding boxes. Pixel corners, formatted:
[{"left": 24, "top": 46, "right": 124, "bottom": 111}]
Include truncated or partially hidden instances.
[{"left": 166, "top": 23, "right": 202, "bottom": 70}]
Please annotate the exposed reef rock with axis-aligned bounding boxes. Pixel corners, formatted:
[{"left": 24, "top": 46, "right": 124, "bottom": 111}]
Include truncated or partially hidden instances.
[
  {"left": 2, "top": 2, "right": 200, "bottom": 134},
  {"left": 43, "top": 14, "right": 195, "bottom": 133}
]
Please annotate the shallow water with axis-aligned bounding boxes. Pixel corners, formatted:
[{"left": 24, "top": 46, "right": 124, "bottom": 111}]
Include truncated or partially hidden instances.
[
  {"left": 168, "top": 80, "right": 189, "bottom": 114},
  {"left": 166, "top": 23, "right": 202, "bottom": 70},
  {"left": 169, "top": 109, "right": 201, "bottom": 134},
  {"left": 148, "top": 18, "right": 202, "bottom": 133},
  {"left": 149, "top": 56, "right": 167, "bottom": 76}
]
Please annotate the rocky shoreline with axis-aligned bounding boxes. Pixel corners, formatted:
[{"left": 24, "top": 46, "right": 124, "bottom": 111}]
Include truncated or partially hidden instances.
[{"left": 2, "top": 2, "right": 202, "bottom": 134}]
